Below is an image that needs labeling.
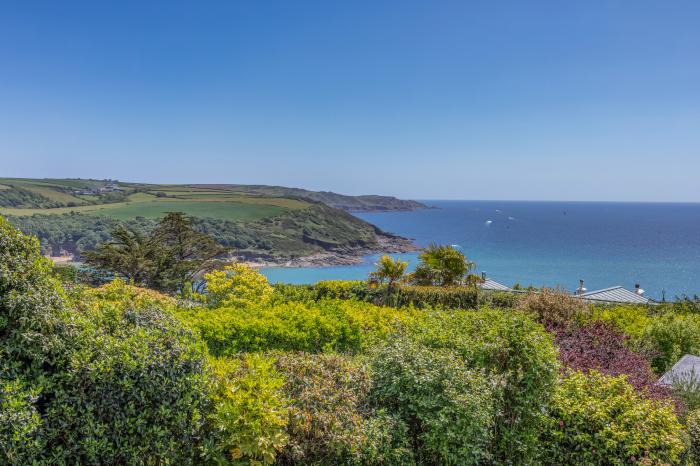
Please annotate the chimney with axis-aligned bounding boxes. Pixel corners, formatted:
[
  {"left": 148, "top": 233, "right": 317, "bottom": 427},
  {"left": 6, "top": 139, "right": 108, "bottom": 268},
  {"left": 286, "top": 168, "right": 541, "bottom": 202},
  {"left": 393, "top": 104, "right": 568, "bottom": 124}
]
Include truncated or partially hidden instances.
[
  {"left": 575, "top": 279, "right": 587, "bottom": 295},
  {"left": 481, "top": 272, "right": 486, "bottom": 280},
  {"left": 635, "top": 283, "right": 645, "bottom": 296}
]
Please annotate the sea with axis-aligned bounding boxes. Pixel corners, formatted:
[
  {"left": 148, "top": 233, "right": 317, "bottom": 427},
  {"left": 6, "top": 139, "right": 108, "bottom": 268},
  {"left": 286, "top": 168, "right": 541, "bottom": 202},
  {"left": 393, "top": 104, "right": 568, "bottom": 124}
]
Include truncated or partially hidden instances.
[{"left": 261, "top": 200, "right": 700, "bottom": 300}]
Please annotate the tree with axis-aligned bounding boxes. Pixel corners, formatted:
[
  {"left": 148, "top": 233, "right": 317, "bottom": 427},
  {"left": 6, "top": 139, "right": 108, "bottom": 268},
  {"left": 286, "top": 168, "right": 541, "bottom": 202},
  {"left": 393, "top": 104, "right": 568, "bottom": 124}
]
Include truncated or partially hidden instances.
[
  {"left": 152, "top": 212, "right": 228, "bottom": 292},
  {"left": 369, "top": 255, "right": 408, "bottom": 291},
  {"left": 411, "top": 244, "right": 474, "bottom": 286},
  {"left": 84, "top": 212, "right": 228, "bottom": 292},
  {"left": 83, "top": 224, "right": 158, "bottom": 284}
]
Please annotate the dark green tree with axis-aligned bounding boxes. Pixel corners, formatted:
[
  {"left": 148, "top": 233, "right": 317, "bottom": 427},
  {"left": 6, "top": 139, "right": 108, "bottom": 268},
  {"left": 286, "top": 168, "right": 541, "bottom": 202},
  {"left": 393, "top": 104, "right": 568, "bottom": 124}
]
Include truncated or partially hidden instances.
[
  {"left": 152, "top": 212, "right": 228, "bottom": 292},
  {"left": 83, "top": 224, "right": 158, "bottom": 285},
  {"left": 84, "top": 212, "right": 227, "bottom": 292}
]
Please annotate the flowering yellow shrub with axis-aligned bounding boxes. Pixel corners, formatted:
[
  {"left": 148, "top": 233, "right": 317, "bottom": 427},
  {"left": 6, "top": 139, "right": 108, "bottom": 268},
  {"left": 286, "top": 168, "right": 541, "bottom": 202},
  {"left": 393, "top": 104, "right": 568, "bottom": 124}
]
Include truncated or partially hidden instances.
[{"left": 205, "top": 264, "right": 273, "bottom": 309}]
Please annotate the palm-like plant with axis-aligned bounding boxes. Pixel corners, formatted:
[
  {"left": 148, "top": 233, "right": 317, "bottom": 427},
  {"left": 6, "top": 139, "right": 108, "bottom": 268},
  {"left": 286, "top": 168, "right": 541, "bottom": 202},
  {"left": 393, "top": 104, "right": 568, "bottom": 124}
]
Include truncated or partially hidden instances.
[
  {"left": 412, "top": 244, "right": 474, "bottom": 286},
  {"left": 370, "top": 255, "right": 408, "bottom": 291}
]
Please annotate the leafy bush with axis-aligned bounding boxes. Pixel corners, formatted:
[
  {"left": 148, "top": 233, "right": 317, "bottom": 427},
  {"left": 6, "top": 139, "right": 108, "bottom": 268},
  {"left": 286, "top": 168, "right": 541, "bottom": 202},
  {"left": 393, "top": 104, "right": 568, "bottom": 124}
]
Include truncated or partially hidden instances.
[
  {"left": 204, "top": 264, "right": 274, "bottom": 309},
  {"left": 644, "top": 312, "right": 700, "bottom": 373},
  {"left": 516, "top": 288, "right": 590, "bottom": 326},
  {"left": 541, "top": 371, "right": 684, "bottom": 465},
  {"left": 206, "top": 355, "right": 289, "bottom": 465},
  {"left": 179, "top": 299, "right": 419, "bottom": 356},
  {"left": 687, "top": 409, "right": 700, "bottom": 464},
  {"left": 409, "top": 309, "right": 559, "bottom": 463},
  {"left": 45, "top": 303, "right": 210, "bottom": 464},
  {"left": 553, "top": 321, "right": 671, "bottom": 400},
  {"left": 276, "top": 352, "right": 412, "bottom": 465},
  {"left": 1, "top": 217, "right": 212, "bottom": 464},
  {"left": 371, "top": 336, "right": 495, "bottom": 465},
  {"left": 0, "top": 377, "right": 43, "bottom": 463}
]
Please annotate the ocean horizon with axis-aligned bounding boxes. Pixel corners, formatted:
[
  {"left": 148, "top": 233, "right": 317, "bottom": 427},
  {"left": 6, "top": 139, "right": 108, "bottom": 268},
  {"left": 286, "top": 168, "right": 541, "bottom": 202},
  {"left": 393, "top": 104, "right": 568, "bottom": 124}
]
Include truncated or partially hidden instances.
[{"left": 262, "top": 200, "right": 700, "bottom": 300}]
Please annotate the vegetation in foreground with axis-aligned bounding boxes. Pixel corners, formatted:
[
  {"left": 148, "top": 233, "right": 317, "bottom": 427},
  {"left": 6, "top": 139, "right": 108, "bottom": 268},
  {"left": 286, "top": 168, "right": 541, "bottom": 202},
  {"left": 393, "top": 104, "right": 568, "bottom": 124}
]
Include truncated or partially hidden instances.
[{"left": 2, "top": 217, "right": 700, "bottom": 464}]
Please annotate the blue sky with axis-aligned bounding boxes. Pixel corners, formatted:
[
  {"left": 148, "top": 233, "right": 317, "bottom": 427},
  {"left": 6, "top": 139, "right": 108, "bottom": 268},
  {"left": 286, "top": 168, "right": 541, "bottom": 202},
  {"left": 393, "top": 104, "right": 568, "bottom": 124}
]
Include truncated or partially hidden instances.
[{"left": 1, "top": 1, "right": 698, "bottom": 201}]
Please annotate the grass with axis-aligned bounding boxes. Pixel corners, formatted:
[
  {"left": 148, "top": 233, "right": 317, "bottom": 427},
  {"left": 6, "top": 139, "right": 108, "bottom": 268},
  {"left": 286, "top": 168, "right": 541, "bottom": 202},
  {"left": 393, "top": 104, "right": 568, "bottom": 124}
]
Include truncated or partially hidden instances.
[
  {"left": 104, "top": 200, "right": 289, "bottom": 220},
  {"left": 0, "top": 191, "right": 307, "bottom": 221},
  {"left": 0, "top": 179, "right": 310, "bottom": 222}
]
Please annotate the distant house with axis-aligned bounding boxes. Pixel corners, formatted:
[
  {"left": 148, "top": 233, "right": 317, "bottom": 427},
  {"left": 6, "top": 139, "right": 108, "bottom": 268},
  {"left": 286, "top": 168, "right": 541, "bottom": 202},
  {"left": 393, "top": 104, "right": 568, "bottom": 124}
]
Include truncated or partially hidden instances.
[
  {"left": 577, "top": 286, "right": 652, "bottom": 305},
  {"left": 658, "top": 354, "right": 700, "bottom": 386},
  {"left": 478, "top": 273, "right": 511, "bottom": 291}
]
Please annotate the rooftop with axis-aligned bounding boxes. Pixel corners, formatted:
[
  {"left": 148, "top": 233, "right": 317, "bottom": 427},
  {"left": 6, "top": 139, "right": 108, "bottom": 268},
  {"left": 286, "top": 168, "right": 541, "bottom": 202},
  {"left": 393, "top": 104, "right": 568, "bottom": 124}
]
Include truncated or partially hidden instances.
[
  {"left": 659, "top": 354, "right": 700, "bottom": 386},
  {"left": 578, "top": 286, "right": 651, "bottom": 305}
]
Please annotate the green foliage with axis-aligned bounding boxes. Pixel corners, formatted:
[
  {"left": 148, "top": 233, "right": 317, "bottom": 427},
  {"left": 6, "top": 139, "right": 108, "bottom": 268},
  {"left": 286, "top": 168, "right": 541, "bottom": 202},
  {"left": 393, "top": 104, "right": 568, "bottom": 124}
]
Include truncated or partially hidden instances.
[
  {"left": 179, "top": 299, "right": 416, "bottom": 356},
  {"left": 206, "top": 355, "right": 288, "bottom": 465},
  {"left": 687, "top": 409, "right": 700, "bottom": 465},
  {"left": 84, "top": 212, "right": 227, "bottom": 292},
  {"left": 541, "top": 371, "right": 684, "bottom": 465},
  {"left": 50, "top": 263, "right": 79, "bottom": 284},
  {"left": 0, "top": 378, "right": 43, "bottom": 464},
  {"left": 0, "top": 216, "right": 67, "bottom": 370},
  {"left": 1, "top": 217, "right": 212, "bottom": 464},
  {"left": 203, "top": 264, "right": 274, "bottom": 309},
  {"left": 644, "top": 312, "right": 700, "bottom": 373},
  {"left": 0, "top": 186, "right": 64, "bottom": 208},
  {"left": 370, "top": 336, "right": 496, "bottom": 465},
  {"left": 408, "top": 309, "right": 560, "bottom": 463},
  {"left": 276, "top": 352, "right": 412, "bottom": 465},
  {"left": 274, "top": 280, "right": 518, "bottom": 310},
  {"left": 45, "top": 301, "right": 210, "bottom": 464},
  {"left": 411, "top": 243, "right": 474, "bottom": 286},
  {"left": 368, "top": 255, "right": 407, "bottom": 289}
]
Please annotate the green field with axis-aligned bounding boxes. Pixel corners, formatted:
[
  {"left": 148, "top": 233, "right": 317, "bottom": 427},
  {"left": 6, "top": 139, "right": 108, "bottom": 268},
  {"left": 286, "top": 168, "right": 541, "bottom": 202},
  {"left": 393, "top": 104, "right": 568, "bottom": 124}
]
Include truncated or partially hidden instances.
[
  {"left": 103, "top": 200, "right": 288, "bottom": 220},
  {"left": 0, "top": 179, "right": 309, "bottom": 221}
]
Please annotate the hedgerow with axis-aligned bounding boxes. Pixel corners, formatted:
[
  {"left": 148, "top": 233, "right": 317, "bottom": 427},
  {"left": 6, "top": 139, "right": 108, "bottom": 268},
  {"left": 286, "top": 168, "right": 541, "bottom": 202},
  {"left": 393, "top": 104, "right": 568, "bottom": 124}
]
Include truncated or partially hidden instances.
[
  {"left": 273, "top": 280, "right": 518, "bottom": 309},
  {"left": 177, "top": 299, "right": 422, "bottom": 356}
]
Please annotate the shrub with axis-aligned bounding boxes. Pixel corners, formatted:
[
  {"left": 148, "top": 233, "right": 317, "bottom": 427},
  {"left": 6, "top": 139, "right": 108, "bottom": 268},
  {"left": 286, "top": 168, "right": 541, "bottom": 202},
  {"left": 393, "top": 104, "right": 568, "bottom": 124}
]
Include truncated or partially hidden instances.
[
  {"left": 178, "top": 299, "right": 420, "bottom": 356},
  {"left": 44, "top": 303, "right": 210, "bottom": 464},
  {"left": 0, "top": 377, "right": 43, "bottom": 464},
  {"left": 370, "top": 337, "right": 495, "bottom": 465},
  {"left": 516, "top": 288, "right": 590, "bottom": 326},
  {"left": 409, "top": 309, "right": 559, "bottom": 463},
  {"left": 589, "top": 304, "right": 651, "bottom": 344},
  {"left": 644, "top": 312, "right": 700, "bottom": 373},
  {"left": 275, "top": 352, "right": 412, "bottom": 465},
  {"left": 553, "top": 321, "right": 671, "bottom": 400},
  {"left": 204, "top": 264, "right": 273, "bottom": 309},
  {"left": 206, "top": 355, "right": 289, "bottom": 465},
  {"left": 541, "top": 371, "right": 684, "bottom": 465},
  {"left": 688, "top": 409, "right": 700, "bottom": 464},
  {"left": 1, "top": 218, "right": 212, "bottom": 464}
]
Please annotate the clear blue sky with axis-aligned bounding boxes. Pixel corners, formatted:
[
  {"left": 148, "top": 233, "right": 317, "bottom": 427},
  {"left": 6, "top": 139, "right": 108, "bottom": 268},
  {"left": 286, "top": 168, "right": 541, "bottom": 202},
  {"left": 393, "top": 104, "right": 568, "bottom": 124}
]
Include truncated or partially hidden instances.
[{"left": 1, "top": 1, "right": 698, "bottom": 201}]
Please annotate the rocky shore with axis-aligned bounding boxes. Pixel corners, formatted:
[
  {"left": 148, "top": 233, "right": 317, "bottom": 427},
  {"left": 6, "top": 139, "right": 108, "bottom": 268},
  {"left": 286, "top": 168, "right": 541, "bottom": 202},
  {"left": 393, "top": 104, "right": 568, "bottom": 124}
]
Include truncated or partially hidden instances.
[{"left": 236, "top": 233, "right": 419, "bottom": 268}]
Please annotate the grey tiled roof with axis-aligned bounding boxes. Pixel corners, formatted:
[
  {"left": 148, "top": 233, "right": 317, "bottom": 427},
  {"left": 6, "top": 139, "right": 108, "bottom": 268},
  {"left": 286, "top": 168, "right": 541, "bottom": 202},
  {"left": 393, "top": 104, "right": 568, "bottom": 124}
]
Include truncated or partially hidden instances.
[
  {"left": 579, "top": 286, "right": 651, "bottom": 304},
  {"left": 480, "top": 279, "right": 511, "bottom": 291},
  {"left": 659, "top": 354, "right": 700, "bottom": 386}
]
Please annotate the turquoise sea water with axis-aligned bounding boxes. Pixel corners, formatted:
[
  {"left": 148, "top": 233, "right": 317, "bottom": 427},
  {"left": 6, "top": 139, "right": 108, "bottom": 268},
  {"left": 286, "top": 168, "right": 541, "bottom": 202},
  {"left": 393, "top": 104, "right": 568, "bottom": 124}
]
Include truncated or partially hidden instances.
[{"left": 261, "top": 201, "right": 700, "bottom": 300}]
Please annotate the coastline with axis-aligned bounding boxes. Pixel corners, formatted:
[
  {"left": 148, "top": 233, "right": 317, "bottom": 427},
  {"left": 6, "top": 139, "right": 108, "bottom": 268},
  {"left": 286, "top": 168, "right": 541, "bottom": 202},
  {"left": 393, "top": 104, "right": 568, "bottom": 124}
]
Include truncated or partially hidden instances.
[{"left": 235, "top": 233, "right": 419, "bottom": 268}]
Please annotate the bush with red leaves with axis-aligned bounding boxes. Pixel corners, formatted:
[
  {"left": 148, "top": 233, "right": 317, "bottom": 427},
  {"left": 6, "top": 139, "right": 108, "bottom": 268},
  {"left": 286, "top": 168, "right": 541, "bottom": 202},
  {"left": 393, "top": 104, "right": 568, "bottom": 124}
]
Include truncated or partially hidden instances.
[{"left": 551, "top": 321, "right": 671, "bottom": 400}]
